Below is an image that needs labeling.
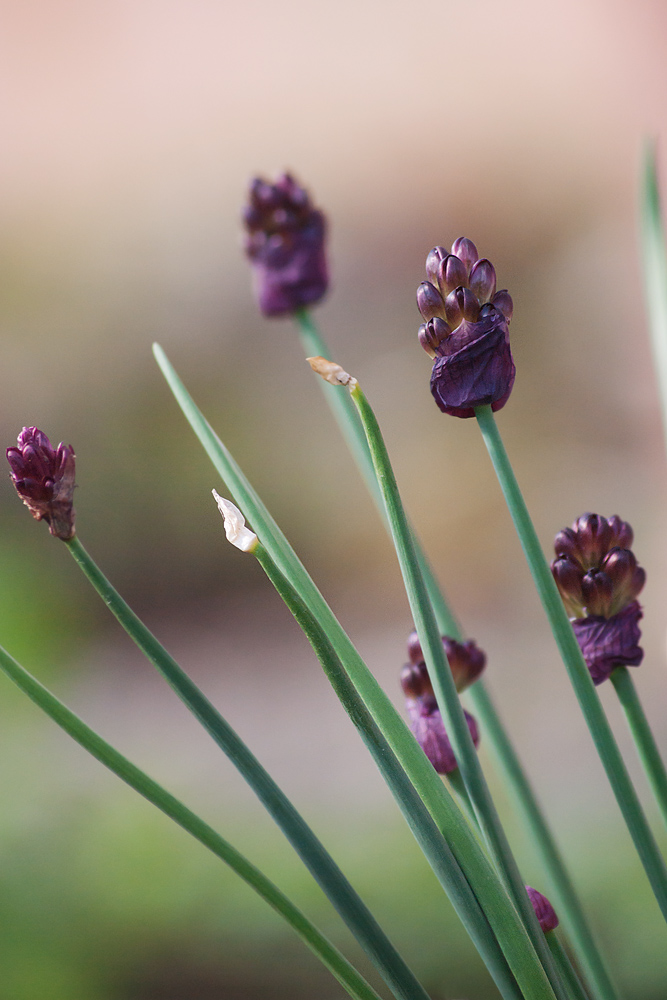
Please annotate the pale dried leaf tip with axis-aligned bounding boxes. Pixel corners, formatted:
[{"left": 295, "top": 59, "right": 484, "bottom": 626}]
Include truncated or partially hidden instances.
[
  {"left": 306, "top": 356, "right": 358, "bottom": 388},
  {"left": 212, "top": 490, "right": 258, "bottom": 552}
]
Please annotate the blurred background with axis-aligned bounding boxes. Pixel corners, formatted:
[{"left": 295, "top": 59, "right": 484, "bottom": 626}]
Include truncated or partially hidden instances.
[{"left": 2, "top": 0, "right": 667, "bottom": 996}]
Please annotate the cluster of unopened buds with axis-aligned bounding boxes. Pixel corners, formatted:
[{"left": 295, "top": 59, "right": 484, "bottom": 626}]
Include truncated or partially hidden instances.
[
  {"left": 417, "top": 239, "right": 515, "bottom": 417},
  {"left": 6, "top": 427, "right": 76, "bottom": 541},
  {"left": 243, "top": 173, "right": 328, "bottom": 318},
  {"left": 551, "top": 513, "right": 645, "bottom": 684},
  {"left": 400, "top": 632, "right": 485, "bottom": 774}
]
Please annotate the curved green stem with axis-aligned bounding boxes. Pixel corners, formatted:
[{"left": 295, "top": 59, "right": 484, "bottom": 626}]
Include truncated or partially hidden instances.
[
  {"left": 153, "top": 343, "right": 559, "bottom": 1000},
  {"left": 252, "top": 541, "right": 522, "bottom": 1000},
  {"left": 640, "top": 144, "right": 667, "bottom": 453},
  {"left": 64, "top": 535, "right": 431, "bottom": 1000},
  {"left": 610, "top": 666, "right": 667, "bottom": 833},
  {"left": 0, "top": 644, "right": 383, "bottom": 1000},
  {"left": 475, "top": 404, "right": 667, "bottom": 921},
  {"left": 348, "top": 383, "right": 567, "bottom": 1000},
  {"left": 296, "top": 308, "right": 618, "bottom": 1000}
]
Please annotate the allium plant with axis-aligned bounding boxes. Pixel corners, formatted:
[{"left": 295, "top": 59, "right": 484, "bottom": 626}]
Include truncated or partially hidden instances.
[{"left": 4, "top": 158, "right": 667, "bottom": 1000}]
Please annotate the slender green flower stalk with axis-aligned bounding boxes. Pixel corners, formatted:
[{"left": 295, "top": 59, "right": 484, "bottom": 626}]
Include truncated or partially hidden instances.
[
  {"left": 305, "top": 361, "right": 566, "bottom": 1000},
  {"left": 63, "top": 533, "right": 432, "bottom": 1000},
  {"left": 546, "top": 937, "right": 590, "bottom": 1000},
  {"left": 475, "top": 403, "right": 667, "bottom": 920},
  {"left": 610, "top": 666, "right": 667, "bottom": 833},
  {"left": 153, "top": 343, "right": 561, "bottom": 1000},
  {"left": 0, "top": 644, "right": 383, "bottom": 1000},
  {"left": 640, "top": 144, "right": 667, "bottom": 451},
  {"left": 211, "top": 495, "right": 522, "bottom": 1000},
  {"left": 295, "top": 306, "right": 617, "bottom": 1000}
]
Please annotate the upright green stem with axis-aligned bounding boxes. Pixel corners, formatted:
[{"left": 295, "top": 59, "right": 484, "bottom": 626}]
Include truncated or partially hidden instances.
[
  {"left": 0, "top": 645, "right": 383, "bottom": 1000},
  {"left": 468, "top": 681, "right": 618, "bottom": 1000},
  {"left": 475, "top": 404, "right": 667, "bottom": 921},
  {"left": 349, "top": 383, "right": 568, "bottom": 1000},
  {"left": 547, "top": 936, "right": 590, "bottom": 1000},
  {"left": 296, "top": 309, "right": 617, "bottom": 1000},
  {"left": 640, "top": 145, "right": 667, "bottom": 453},
  {"left": 252, "top": 541, "right": 522, "bottom": 1000},
  {"left": 65, "top": 534, "right": 433, "bottom": 1000},
  {"left": 154, "top": 343, "right": 560, "bottom": 1000},
  {"left": 610, "top": 666, "right": 667, "bottom": 833}
]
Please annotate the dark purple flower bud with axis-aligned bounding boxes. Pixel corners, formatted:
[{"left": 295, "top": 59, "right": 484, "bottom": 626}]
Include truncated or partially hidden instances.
[
  {"left": 407, "top": 703, "right": 480, "bottom": 775},
  {"left": 553, "top": 527, "right": 579, "bottom": 563},
  {"left": 419, "top": 318, "right": 451, "bottom": 357},
  {"left": 425, "top": 246, "right": 448, "bottom": 285},
  {"left": 607, "top": 515, "right": 634, "bottom": 550},
  {"left": 437, "top": 254, "right": 469, "bottom": 296},
  {"left": 571, "top": 513, "right": 613, "bottom": 569},
  {"left": 451, "top": 237, "right": 479, "bottom": 275},
  {"left": 406, "top": 631, "right": 486, "bottom": 692},
  {"left": 581, "top": 569, "right": 614, "bottom": 617},
  {"left": 400, "top": 660, "right": 433, "bottom": 700},
  {"left": 7, "top": 427, "right": 76, "bottom": 540},
  {"left": 243, "top": 173, "right": 328, "bottom": 317},
  {"left": 416, "top": 281, "right": 447, "bottom": 322},
  {"left": 430, "top": 311, "right": 515, "bottom": 418},
  {"left": 526, "top": 887, "right": 559, "bottom": 933},
  {"left": 469, "top": 259, "right": 497, "bottom": 304},
  {"left": 491, "top": 290, "right": 514, "bottom": 321},
  {"left": 601, "top": 548, "right": 646, "bottom": 614},
  {"left": 551, "top": 555, "right": 585, "bottom": 617},
  {"left": 572, "top": 601, "right": 643, "bottom": 685}
]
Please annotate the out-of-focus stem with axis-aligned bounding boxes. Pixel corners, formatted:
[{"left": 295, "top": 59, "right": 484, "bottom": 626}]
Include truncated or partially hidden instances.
[{"left": 611, "top": 666, "right": 667, "bottom": 833}]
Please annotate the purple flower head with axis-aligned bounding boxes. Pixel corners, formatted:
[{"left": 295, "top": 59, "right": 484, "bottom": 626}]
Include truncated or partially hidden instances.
[
  {"left": 526, "top": 886, "right": 559, "bottom": 933},
  {"left": 406, "top": 699, "right": 480, "bottom": 775},
  {"left": 417, "top": 239, "right": 515, "bottom": 418},
  {"left": 243, "top": 173, "right": 328, "bottom": 317},
  {"left": 572, "top": 601, "right": 643, "bottom": 685},
  {"left": 551, "top": 513, "right": 645, "bottom": 683},
  {"left": 7, "top": 427, "right": 76, "bottom": 540},
  {"left": 406, "top": 631, "right": 486, "bottom": 692}
]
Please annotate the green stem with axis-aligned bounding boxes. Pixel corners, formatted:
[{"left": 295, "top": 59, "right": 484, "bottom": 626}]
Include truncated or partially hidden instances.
[
  {"left": 640, "top": 145, "right": 667, "bottom": 453},
  {"left": 469, "top": 681, "right": 618, "bottom": 1000},
  {"left": 349, "top": 383, "right": 567, "bottom": 1000},
  {"left": 65, "top": 535, "right": 432, "bottom": 1000},
  {"left": 253, "top": 541, "right": 522, "bottom": 1000},
  {"left": 153, "top": 343, "right": 559, "bottom": 1000},
  {"left": 297, "top": 309, "right": 616, "bottom": 998},
  {"left": 610, "top": 666, "right": 667, "bottom": 833},
  {"left": 475, "top": 404, "right": 667, "bottom": 921},
  {"left": 547, "top": 935, "right": 590, "bottom": 1000},
  {"left": 0, "top": 644, "right": 383, "bottom": 1000}
]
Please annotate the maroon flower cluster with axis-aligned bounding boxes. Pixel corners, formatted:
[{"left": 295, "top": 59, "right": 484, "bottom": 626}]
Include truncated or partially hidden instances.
[
  {"left": 243, "top": 173, "right": 328, "bottom": 317},
  {"left": 526, "top": 886, "right": 559, "bottom": 933},
  {"left": 417, "top": 238, "right": 515, "bottom": 417},
  {"left": 551, "top": 513, "right": 645, "bottom": 685},
  {"left": 401, "top": 633, "right": 484, "bottom": 774},
  {"left": 7, "top": 427, "right": 76, "bottom": 540},
  {"left": 406, "top": 630, "right": 486, "bottom": 693}
]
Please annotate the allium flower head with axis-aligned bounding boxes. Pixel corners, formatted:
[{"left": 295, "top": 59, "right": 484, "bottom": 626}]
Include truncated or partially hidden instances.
[
  {"left": 526, "top": 886, "right": 559, "bottom": 933},
  {"left": 243, "top": 173, "right": 328, "bottom": 317},
  {"left": 552, "top": 513, "right": 645, "bottom": 684},
  {"left": 400, "top": 659, "right": 480, "bottom": 774},
  {"left": 406, "top": 630, "right": 486, "bottom": 692},
  {"left": 417, "top": 239, "right": 515, "bottom": 417},
  {"left": 7, "top": 427, "right": 76, "bottom": 540}
]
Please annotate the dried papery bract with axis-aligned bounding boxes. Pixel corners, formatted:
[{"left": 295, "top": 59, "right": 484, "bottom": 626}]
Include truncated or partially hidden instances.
[
  {"left": 243, "top": 173, "right": 328, "bottom": 317},
  {"left": 306, "top": 356, "right": 358, "bottom": 387},
  {"left": 416, "top": 238, "right": 515, "bottom": 417},
  {"left": 551, "top": 513, "right": 645, "bottom": 684},
  {"left": 212, "top": 491, "right": 258, "bottom": 553},
  {"left": 6, "top": 427, "right": 76, "bottom": 540}
]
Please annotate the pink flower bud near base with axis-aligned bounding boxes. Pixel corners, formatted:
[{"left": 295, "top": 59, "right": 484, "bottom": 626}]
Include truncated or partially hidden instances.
[{"left": 526, "top": 886, "right": 559, "bottom": 933}]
